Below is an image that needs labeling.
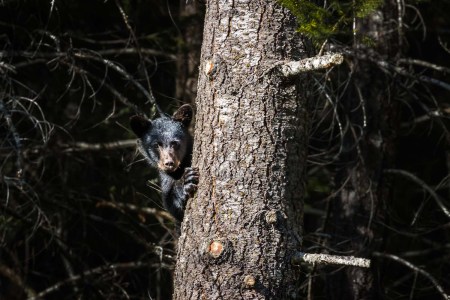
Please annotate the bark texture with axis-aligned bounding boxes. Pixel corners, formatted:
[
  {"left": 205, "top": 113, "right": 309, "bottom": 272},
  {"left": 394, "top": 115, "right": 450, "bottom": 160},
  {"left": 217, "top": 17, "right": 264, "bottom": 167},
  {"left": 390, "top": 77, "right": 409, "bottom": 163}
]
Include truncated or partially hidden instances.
[{"left": 173, "top": 1, "right": 310, "bottom": 299}]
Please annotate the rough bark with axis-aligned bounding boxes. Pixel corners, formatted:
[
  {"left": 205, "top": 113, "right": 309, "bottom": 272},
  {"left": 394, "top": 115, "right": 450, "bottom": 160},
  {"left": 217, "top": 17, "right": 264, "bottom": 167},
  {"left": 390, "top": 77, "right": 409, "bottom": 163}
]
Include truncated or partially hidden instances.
[{"left": 173, "top": 1, "right": 310, "bottom": 299}]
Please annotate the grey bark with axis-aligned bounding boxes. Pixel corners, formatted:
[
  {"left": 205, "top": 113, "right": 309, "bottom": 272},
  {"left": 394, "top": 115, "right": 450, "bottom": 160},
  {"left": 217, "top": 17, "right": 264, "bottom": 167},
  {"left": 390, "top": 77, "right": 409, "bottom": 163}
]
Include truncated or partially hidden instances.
[{"left": 173, "top": 1, "right": 310, "bottom": 299}]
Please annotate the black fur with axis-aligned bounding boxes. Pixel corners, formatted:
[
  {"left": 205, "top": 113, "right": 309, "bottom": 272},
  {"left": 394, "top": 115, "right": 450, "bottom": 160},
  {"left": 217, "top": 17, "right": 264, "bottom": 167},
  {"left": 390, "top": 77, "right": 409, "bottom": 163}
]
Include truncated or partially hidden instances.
[{"left": 130, "top": 104, "right": 198, "bottom": 221}]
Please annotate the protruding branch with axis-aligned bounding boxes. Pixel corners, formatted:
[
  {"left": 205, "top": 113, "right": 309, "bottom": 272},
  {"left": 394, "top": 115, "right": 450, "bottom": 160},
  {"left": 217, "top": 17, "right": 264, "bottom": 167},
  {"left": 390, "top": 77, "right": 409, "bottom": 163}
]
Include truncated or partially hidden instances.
[
  {"left": 292, "top": 252, "right": 371, "bottom": 268},
  {"left": 280, "top": 53, "right": 344, "bottom": 77}
]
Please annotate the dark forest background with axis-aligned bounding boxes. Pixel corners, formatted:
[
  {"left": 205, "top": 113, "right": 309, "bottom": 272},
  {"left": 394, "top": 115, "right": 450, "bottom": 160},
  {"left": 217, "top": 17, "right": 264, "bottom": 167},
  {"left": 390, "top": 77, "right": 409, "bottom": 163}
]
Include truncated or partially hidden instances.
[{"left": 0, "top": 0, "right": 449, "bottom": 299}]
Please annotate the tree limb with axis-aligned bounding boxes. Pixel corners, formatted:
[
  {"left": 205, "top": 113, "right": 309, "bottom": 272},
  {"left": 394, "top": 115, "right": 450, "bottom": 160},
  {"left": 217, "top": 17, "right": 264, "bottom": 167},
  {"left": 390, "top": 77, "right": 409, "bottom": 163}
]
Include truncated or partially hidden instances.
[
  {"left": 279, "top": 53, "right": 344, "bottom": 77},
  {"left": 292, "top": 252, "right": 371, "bottom": 268}
]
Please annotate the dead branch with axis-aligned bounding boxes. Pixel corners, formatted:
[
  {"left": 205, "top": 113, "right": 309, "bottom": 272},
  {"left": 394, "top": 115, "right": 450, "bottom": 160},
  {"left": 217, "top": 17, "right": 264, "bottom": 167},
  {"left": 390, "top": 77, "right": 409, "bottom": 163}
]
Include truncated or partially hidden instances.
[
  {"left": 28, "top": 261, "right": 171, "bottom": 300},
  {"left": 398, "top": 58, "right": 450, "bottom": 74},
  {"left": 96, "top": 200, "right": 175, "bottom": 222},
  {"left": 62, "top": 61, "right": 144, "bottom": 115},
  {"left": 0, "top": 98, "right": 24, "bottom": 179},
  {"left": 97, "top": 48, "right": 177, "bottom": 60},
  {"left": 0, "top": 264, "right": 36, "bottom": 299},
  {"left": 373, "top": 252, "right": 449, "bottom": 300},
  {"left": 280, "top": 53, "right": 344, "bottom": 77},
  {"left": 1, "top": 49, "right": 175, "bottom": 60},
  {"left": 372, "top": 58, "right": 450, "bottom": 92},
  {"left": 73, "top": 51, "right": 156, "bottom": 107},
  {"left": 114, "top": 0, "right": 161, "bottom": 116},
  {"left": 400, "top": 107, "right": 450, "bottom": 128},
  {"left": 384, "top": 169, "right": 450, "bottom": 219},
  {"left": 62, "top": 139, "right": 137, "bottom": 152},
  {"left": 292, "top": 252, "right": 371, "bottom": 268}
]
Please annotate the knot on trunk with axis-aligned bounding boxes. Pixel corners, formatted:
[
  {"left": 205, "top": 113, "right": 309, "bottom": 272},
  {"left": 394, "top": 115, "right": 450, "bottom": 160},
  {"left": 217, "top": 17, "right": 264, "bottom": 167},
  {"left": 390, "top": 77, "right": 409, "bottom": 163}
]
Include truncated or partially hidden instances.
[
  {"left": 201, "top": 238, "right": 233, "bottom": 264},
  {"left": 243, "top": 274, "right": 256, "bottom": 289}
]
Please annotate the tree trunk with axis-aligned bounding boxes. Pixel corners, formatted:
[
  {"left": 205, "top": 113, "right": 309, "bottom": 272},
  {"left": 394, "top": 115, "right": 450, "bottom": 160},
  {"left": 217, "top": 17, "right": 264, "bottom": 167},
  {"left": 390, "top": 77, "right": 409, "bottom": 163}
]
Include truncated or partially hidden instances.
[
  {"left": 173, "top": 1, "right": 310, "bottom": 299},
  {"left": 326, "top": 2, "right": 400, "bottom": 299}
]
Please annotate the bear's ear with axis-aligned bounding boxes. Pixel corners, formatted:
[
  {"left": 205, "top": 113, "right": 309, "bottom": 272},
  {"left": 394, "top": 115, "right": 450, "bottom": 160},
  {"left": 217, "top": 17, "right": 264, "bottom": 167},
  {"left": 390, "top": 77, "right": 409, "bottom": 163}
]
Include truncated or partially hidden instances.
[
  {"left": 130, "top": 115, "right": 152, "bottom": 138},
  {"left": 172, "top": 104, "right": 193, "bottom": 127}
]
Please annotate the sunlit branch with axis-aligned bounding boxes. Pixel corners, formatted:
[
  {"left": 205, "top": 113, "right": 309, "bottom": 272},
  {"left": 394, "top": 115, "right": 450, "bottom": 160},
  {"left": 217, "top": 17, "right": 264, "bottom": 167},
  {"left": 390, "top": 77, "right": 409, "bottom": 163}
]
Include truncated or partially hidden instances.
[
  {"left": 292, "top": 252, "right": 371, "bottom": 268},
  {"left": 280, "top": 53, "right": 344, "bottom": 77}
]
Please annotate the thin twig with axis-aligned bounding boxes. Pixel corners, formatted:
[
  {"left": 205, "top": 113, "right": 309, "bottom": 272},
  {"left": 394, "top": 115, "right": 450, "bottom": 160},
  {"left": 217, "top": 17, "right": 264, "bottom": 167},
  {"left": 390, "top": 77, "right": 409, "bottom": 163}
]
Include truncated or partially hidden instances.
[
  {"left": 0, "top": 264, "right": 36, "bottom": 298},
  {"left": 96, "top": 200, "right": 175, "bottom": 222},
  {"left": 398, "top": 58, "right": 450, "bottom": 74},
  {"left": 0, "top": 98, "right": 24, "bottom": 180},
  {"left": 29, "top": 261, "right": 169, "bottom": 300},
  {"left": 384, "top": 169, "right": 450, "bottom": 219},
  {"left": 114, "top": 0, "right": 161, "bottom": 116},
  {"left": 62, "top": 139, "right": 137, "bottom": 152},
  {"left": 373, "top": 252, "right": 449, "bottom": 300}
]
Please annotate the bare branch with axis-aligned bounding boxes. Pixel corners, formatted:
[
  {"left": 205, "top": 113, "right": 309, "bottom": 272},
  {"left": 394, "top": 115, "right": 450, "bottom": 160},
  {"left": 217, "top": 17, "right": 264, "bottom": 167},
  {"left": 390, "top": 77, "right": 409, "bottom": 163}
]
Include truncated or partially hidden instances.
[
  {"left": 374, "top": 60, "right": 450, "bottom": 92},
  {"left": 0, "top": 49, "right": 175, "bottom": 60},
  {"left": 97, "top": 48, "right": 177, "bottom": 60},
  {"left": 29, "top": 261, "right": 170, "bottom": 300},
  {"left": 384, "top": 169, "right": 450, "bottom": 219},
  {"left": 0, "top": 61, "right": 16, "bottom": 73},
  {"left": 73, "top": 51, "right": 156, "bottom": 106},
  {"left": 0, "top": 264, "right": 36, "bottom": 299},
  {"left": 400, "top": 108, "right": 450, "bottom": 128},
  {"left": 292, "top": 252, "right": 371, "bottom": 268},
  {"left": 280, "top": 53, "right": 344, "bottom": 77},
  {"left": 1, "top": 49, "right": 161, "bottom": 113},
  {"left": 62, "top": 139, "right": 137, "bottom": 152},
  {"left": 96, "top": 200, "right": 175, "bottom": 222},
  {"left": 396, "top": 0, "right": 405, "bottom": 49},
  {"left": 114, "top": 0, "right": 161, "bottom": 116},
  {"left": 438, "top": 36, "right": 450, "bottom": 55},
  {"left": 373, "top": 252, "right": 449, "bottom": 300},
  {"left": 62, "top": 62, "right": 144, "bottom": 115},
  {"left": 343, "top": 49, "right": 450, "bottom": 92},
  {"left": 0, "top": 98, "right": 24, "bottom": 180},
  {"left": 398, "top": 58, "right": 450, "bottom": 74}
]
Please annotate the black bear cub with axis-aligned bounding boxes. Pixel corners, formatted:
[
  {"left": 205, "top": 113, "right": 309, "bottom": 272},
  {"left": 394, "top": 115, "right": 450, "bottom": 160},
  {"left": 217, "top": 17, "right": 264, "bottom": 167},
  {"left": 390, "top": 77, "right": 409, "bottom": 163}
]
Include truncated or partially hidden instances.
[{"left": 130, "top": 105, "right": 199, "bottom": 221}]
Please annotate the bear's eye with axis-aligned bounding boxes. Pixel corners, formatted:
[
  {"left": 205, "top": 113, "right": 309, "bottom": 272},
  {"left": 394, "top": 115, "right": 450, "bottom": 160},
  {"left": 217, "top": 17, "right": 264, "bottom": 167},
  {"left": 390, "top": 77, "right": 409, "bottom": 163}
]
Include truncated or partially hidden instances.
[
  {"left": 170, "top": 141, "right": 180, "bottom": 149},
  {"left": 153, "top": 142, "right": 162, "bottom": 148}
]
